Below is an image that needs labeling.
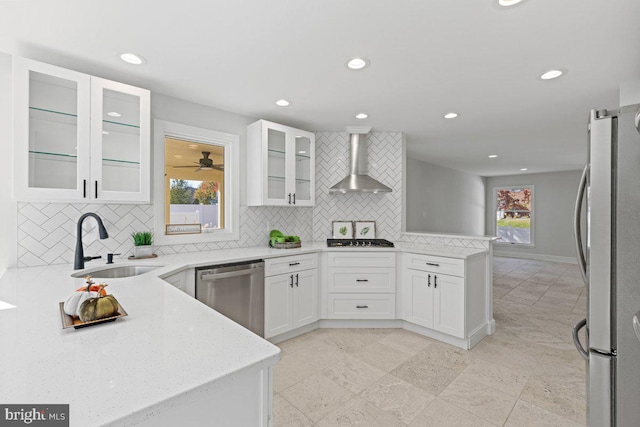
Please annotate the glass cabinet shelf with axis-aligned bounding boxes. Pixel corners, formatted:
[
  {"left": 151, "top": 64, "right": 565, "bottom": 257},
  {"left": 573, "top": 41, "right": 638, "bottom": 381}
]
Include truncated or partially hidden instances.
[
  {"left": 267, "top": 175, "right": 310, "bottom": 183},
  {"left": 29, "top": 106, "right": 77, "bottom": 118},
  {"left": 267, "top": 148, "right": 310, "bottom": 159},
  {"left": 103, "top": 119, "right": 140, "bottom": 129},
  {"left": 28, "top": 150, "right": 139, "bottom": 165},
  {"left": 29, "top": 150, "right": 77, "bottom": 159}
]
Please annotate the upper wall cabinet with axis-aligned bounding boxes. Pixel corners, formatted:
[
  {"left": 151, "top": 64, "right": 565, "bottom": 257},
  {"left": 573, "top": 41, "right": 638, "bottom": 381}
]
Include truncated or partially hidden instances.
[
  {"left": 246, "top": 120, "right": 315, "bottom": 207},
  {"left": 13, "top": 57, "right": 150, "bottom": 203}
]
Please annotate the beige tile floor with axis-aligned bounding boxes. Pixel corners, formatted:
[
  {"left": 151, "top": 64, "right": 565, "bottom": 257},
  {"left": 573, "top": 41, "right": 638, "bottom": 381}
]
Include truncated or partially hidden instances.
[{"left": 272, "top": 257, "right": 587, "bottom": 426}]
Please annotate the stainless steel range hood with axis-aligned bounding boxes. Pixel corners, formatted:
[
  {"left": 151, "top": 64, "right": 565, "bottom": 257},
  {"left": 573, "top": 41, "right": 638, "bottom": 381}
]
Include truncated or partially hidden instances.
[{"left": 329, "top": 127, "right": 392, "bottom": 194}]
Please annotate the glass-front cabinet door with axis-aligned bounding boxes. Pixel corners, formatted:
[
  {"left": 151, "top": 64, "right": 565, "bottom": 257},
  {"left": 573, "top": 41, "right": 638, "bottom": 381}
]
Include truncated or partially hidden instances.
[
  {"left": 90, "top": 77, "right": 150, "bottom": 202},
  {"left": 265, "top": 124, "right": 288, "bottom": 205},
  {"left": 247, "top": 120, "right": 315, "bottom": 206},
  {"left": 13, "top": 57, "right": 91, "bottom": 200},
  {"left": 292, "top": 131, "right": 315, "bottom": 206}
]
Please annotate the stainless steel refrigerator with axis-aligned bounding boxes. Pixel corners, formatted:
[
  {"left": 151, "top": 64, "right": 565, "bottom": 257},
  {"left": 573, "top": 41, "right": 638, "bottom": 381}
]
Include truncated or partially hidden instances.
[{"left": 573, "top": 104, "right": 640, "bottom": 426}]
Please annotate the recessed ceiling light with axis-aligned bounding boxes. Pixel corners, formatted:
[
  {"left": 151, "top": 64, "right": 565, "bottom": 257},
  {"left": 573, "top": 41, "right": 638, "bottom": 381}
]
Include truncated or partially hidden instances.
[
  {"left": 298, "top": 150, "right": 307, "bottom": 154},
  {"left": 488, "top": 154, "right": 498, "bottom": 158},
  {"left": 355, "top": 113, "right": 368, "bottom": 119},
  {"left": 346, "top": 57, "right": 369, "bottom": 70},
  {"left": 498, "top": 0, "right": 524, "bottom": 6},
  {"left": 102, "top": 131, "right": 109, "bottom": 135},
  {"left": 520, "top": 168, "right": 528, "bottom": 171},
  {"left": 120, "top": 53, "right": 146, "bottom": 65},
  {"left": 188, "top": 144, "right": 198, "bottom": 149},
  {"left": 107, "top": 111, "right": 121, "bottom": 117},
  {"left": 540, "top": 69, "right": 564, "bottom": 80},
  {"left": 275, "top": 99, "right": 291, "bottom": 107},
  {"left": 174, "top": 155, "right": 182, "bottom": 159},
  {"left": 444, "top": 112, "right": 458, "bottom": 119}
]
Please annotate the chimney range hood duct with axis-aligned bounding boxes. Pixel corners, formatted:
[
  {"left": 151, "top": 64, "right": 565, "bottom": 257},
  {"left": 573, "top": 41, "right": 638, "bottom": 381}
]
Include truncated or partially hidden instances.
[{"left": 329, "top": 127, "right": 392, "bottom": 194}]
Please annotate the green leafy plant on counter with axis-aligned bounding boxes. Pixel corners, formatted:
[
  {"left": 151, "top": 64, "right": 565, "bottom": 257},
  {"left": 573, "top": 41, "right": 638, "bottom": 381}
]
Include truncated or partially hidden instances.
[{"left": 132, "top": 231, "right": 153, "bottom": 246}]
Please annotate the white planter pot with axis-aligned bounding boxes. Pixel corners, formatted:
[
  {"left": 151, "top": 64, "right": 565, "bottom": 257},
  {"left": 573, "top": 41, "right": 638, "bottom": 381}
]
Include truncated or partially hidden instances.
[{"left": 133, "top": 245, "right": 154, "bottom": 259}]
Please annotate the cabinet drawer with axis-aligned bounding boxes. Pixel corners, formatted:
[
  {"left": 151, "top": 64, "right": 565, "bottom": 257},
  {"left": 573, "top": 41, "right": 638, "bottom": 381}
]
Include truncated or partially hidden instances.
[
  {"left": 404, "top": 253, "right": 465, "bottom": 277},
  {"left": 327, "top": 294, "right": 396, "bottom": 319},
  {"left": 265, "top": 253, "right": 317, "bottom": 277},
  {"left": 327, "top": 267, "right": 396, "bottom": 293},
  {"left": 327, "top": 251, "right": 396, "bottom": 268}
]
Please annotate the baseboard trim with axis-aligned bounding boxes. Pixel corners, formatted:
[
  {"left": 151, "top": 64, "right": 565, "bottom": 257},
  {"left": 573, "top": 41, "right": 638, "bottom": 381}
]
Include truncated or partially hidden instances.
[
  {"left": 267, "top": 321, "right": 319, "bottom": 344},
  {"left": 493, "top": 251, "right": 578, "bottom": 265},
  {"left": 318, "top": 319, "right": 403, "bottom": 329}
]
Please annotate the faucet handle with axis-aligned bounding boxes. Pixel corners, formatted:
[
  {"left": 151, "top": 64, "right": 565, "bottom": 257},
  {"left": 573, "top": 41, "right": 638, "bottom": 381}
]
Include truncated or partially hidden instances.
[
  {"left": 83, "top": 255, "right": 102, "bottom": 261},
  {"left": 106, "top": 253, "right": 121, "bottom": 264}
]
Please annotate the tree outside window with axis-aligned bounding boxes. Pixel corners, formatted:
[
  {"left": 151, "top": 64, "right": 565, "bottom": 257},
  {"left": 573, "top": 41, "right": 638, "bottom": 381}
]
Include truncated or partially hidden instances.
[{"left": 495, "top": 186, "right": 533, "bottom": 245}]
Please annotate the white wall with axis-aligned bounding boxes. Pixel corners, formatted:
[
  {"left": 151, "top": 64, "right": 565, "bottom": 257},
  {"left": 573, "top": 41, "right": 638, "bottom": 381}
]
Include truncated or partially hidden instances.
[
  {"left": 620, "top": 80, "right": 640, "bottom": 107},
  {"left": 406, "top": 157, "right": 486, "bottom": 235},
  {"left": 485, "top": 170, "right": 582, "bottom": 262},
  {"left": 0, "top": 52, "right": 17, "bottom": 275}
]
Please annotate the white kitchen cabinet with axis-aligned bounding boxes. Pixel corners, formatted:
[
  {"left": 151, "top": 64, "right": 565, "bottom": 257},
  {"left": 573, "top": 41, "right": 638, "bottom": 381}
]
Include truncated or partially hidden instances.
[
  {"left": 264, "top": 255, "right": 318, "bottom": 339},
  {"left": 246, "top": 119, "right": 315, "bottom": 207},
  {"left": 161, "top": 268, "right": 195, "bottom": 297},
  {"left": 402, "top": 252, "right": 487, "bottom": 347},
  {"left": 326, "top": 251, "right": 396, "bottom": 319},
  {"left": 13, "top": 56, "right": 150, "bottom": 203},
  {"left": 403, "top": 268, "right": 464, "bottom": 338}
]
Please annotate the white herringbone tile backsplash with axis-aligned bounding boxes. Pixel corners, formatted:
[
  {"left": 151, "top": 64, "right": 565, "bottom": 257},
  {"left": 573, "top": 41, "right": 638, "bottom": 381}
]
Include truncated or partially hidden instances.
[
  {"left": 17, "top": 203, "right": 312, "bottom": 267},
  {"left": 17, "top": 131, "right": 406, "bottom": 266},
  {"left": 313, "top": 132, "right": 403, "bottom": 241}
]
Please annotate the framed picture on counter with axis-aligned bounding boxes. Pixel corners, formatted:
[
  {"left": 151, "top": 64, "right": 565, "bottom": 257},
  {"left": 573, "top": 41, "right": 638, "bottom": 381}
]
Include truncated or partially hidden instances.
[
  {"left": 332, "top": 221, "right": 353, "bottom": 239},
  {"left": 354, "top": 221, "right": 376, "bottom": 239}
]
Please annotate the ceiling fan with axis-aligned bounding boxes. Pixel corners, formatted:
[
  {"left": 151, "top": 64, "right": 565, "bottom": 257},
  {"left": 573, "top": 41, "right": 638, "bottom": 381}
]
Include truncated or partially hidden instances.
[{"left": 172, "top": 151, "right": 224, "bottom": 172}]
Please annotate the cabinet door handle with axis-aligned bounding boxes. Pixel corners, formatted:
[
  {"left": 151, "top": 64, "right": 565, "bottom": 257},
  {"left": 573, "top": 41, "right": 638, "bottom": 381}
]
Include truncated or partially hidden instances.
[
  {"left": 426, "top": 262, "right": 440, "bottom": 267},
  {"left": 289, "top": 262, "right": 300, "bottom": 266},
  {"left": 356, "top": 305, "right": 369, "bottom": 309},
  {"left": 94, "top": 180, "right": 98, "bottom": 199},
  {"left": 293, "top": 193, "right": 296, "bottom": 204},
  {"left": 83, "top": 179, "right": 87, "bottom": 198},
  {"left": 434, "top": 275, "right": 438, "bottom": 288},
  {"left": 289, "top": 274, "right": 294, "bottom": 288},
  {"left": 288, "top": 193, "right": 291, "bottom": 204},
  {"left": 356, "top": 279, "right": 369, "bottom": 282},
  {"left": 295, "top": 273, "right": 299, "bottom": 287},
  {"left": 428, "top": 274, "right": 431, "bottom": 287}
]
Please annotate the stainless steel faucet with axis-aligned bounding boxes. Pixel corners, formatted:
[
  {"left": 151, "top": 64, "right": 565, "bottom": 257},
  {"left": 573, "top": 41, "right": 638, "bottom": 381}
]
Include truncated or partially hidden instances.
[{"left": 74, "top": 213, "right": 109, "bottom": 270}]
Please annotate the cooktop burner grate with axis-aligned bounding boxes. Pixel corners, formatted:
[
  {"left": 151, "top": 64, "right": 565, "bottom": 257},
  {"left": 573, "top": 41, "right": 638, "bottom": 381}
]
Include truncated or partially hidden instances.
[{"left": 326, "top": 238, "right": 395, "bottom": 248}]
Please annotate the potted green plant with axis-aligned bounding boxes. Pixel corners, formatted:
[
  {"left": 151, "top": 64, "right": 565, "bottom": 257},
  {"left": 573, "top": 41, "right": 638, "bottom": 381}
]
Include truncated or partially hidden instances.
[{"left": 131, "top": 231, "right": 154, "bottom": 259}]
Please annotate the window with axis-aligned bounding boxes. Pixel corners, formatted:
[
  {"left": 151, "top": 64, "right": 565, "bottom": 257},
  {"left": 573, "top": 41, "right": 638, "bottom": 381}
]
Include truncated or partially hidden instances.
[
  {"left": 494, "top": 185, "right": 534, "bottom": 246},
  {"left": 154, "top": 121, "right": 238, "bottom": 245}
]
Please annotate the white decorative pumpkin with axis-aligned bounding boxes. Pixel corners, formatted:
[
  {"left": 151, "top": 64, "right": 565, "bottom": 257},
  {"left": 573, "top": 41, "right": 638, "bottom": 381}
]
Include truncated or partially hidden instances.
[{"left": 64, "top": 289, "right": 98, "bottom": 317}]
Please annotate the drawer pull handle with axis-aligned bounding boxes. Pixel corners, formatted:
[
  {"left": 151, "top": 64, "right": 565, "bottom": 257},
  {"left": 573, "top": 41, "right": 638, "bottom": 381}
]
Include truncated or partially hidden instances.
[
  {"left": 289, "top": 262, "right": 300, "bottom": 266},
  {"left": 356, "top": 279, "right": 369, "bottom": 282},
  {"left": 426, "top": 262, "right": 440, "bottom": 267},
  {"left": 356, "top": 305, "right": 369, "bottom": 309}
]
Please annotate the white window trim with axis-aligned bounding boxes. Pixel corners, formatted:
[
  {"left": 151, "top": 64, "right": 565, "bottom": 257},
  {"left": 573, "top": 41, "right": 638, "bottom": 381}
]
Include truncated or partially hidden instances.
[
  {"left": 153, "top": 120, "right": 239, "bottom": 245},
  {"left": 492, "top": 185, "right": 535, "bottom": 247}
]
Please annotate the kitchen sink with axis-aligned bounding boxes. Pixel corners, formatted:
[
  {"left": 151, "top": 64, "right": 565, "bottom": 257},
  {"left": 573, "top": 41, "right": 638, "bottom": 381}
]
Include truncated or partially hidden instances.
[{"left": 71, "top": 265, "right": 163, "bottom": 279}]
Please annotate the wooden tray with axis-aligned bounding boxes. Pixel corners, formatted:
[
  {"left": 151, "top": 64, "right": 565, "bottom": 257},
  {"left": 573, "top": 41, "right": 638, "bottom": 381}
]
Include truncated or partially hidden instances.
[
  {"left": 59, "top": 302, "right": 128, "bottom": 329},
  {"left": 128, "top": 253, "right": 158, "bottom": 260},
  {"left": 269, "top": 241, "right": 302, "bottom": 249}
]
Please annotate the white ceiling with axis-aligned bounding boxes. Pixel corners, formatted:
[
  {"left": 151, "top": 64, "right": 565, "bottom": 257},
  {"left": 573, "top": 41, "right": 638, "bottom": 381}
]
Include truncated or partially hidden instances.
[{"left": 2, "top": 0, "right": 639, "bottom": 177}]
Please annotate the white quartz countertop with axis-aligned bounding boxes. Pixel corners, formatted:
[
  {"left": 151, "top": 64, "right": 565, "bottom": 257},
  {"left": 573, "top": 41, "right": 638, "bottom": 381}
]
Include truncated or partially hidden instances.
[{"left": 0, "top": 240, "right": 488, "bottom": 426}]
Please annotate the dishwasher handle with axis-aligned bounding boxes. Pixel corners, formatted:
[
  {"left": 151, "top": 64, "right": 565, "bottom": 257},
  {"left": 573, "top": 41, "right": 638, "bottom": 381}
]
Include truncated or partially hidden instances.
[{"left": 199, "top": 268, "right": 262, "bottom": 281}]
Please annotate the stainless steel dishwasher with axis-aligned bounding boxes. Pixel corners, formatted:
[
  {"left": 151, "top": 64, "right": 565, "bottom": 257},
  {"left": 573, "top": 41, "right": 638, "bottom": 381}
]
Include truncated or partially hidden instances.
[{"left": 195, "top": 260, "right": 265, "bottom": 337}]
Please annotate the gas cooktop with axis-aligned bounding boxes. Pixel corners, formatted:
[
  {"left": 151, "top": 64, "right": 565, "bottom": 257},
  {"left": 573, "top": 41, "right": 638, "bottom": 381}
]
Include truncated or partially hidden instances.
[{"left": 326, "top": 239, "right": 395, "bottom": 248}]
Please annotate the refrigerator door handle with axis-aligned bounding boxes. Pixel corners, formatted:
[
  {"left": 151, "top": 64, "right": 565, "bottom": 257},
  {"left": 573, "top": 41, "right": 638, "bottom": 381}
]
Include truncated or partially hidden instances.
[
  {"left": 572, "top": 318, "right": 589, "bottom": 360},
  {"left": 574, "top": 164, "right": 589, "bottom": 286}
]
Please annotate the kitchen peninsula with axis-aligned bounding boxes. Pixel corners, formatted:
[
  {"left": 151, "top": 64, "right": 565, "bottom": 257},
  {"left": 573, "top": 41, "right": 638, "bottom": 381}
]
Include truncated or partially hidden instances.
[{"left": 0, "top": 236, "right": 492, "bottom": 426}]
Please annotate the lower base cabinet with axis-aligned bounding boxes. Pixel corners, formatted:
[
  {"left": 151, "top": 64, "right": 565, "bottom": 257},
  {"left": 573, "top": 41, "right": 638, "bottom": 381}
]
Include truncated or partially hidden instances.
[
  {"left": 265, "top": 268, "right": 318, "bottom": 339},
  {"left": 404, "top": 268, "right": 464, "bottom": 338}
]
